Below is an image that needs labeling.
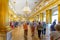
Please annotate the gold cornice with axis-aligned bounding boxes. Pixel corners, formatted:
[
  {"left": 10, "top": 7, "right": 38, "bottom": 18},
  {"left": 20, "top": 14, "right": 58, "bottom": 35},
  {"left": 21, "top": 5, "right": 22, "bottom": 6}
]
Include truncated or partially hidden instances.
[{"left": 29, "top": 0, "right": 60, "bottom": 19}]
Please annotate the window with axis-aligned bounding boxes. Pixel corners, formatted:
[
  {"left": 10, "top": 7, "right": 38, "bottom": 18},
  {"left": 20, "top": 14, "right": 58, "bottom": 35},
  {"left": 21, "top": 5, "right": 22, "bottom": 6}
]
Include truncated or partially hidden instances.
[{"left": 52, "top": 11, "right": 58, "bottom": 24}]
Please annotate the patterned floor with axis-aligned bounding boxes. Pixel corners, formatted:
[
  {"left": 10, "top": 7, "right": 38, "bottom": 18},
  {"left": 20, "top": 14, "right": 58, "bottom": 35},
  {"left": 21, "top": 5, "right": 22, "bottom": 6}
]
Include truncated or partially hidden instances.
[{"left": 11, "top": 25, "right": 50, "bottom": 40}]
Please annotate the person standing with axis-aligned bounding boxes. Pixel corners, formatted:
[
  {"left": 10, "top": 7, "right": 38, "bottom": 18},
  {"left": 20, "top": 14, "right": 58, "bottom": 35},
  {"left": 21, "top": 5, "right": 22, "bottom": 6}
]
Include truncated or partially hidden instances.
[
  {"left": 42, "top": 22, "right": 46, "bottom": 35},
  {"left": 10, "top": 21, "right": 14, "bottom": 29},
  {"left": 30, "top": 21, "right": 37, "bottom": 37},
  {"left": 37, "top": 22, "right": 43, "bottom": 39},
  {"left": 50, "top": 20, "right": 56, "bottom": 31},
  {"left": 23, "top": 22, "right": 28, "bottom": 40}
]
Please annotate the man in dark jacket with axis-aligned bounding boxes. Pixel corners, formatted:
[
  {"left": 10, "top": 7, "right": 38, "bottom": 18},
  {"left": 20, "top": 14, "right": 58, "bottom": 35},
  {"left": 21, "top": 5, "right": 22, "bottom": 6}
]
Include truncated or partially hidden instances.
[{"left": 50, "top": 20, "right": 56, "bottom": 31}]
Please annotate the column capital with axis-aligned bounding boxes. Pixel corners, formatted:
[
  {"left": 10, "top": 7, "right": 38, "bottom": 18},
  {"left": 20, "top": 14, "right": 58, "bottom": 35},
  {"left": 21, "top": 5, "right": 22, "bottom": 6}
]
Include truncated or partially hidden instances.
[
  {"left": 58, "top": 4, "right": 60, "bottom": 6},
  {"left": 46, "top": 9, "right": 52, "bottom": 11}
]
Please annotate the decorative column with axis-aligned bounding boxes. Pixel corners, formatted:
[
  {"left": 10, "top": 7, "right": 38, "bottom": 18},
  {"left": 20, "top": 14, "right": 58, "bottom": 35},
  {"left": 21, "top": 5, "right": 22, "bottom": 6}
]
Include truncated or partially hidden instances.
[
  {"left": 46, "top": 9, "right": 52, "bottom": 24},
  {"left": 0, "top": 0, "right": 9, "bottom": 40},
  {"left": 58, "top": 4, "right": 60, "bottom": 23},
  {"left": 37, "top": 15, "right": 39, "bottom": 21},
  {"left": 40, "top": 13, "right": 44, "bottom": 22}
]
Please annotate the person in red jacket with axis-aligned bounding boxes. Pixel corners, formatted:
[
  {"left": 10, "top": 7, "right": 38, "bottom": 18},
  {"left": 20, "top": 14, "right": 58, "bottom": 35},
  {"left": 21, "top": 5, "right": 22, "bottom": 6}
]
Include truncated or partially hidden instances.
[
  {"left": 10, "top": 21, "right": 14, "bottom": 29},
  {"left": 23, "top": 22, "right": 28, "bottom": 40}
]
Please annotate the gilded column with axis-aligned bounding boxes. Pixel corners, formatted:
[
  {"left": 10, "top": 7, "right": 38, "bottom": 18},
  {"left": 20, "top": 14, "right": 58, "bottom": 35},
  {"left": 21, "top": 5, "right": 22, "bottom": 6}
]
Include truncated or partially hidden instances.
[
  {"left": 0, "top": 0, "right": 9, "bottom": 40},
  {"left": 46, "top": 9, "right": 52, "bottom": 24},
  {"left": 40, "top": 13, "right": 44, "bottom": 22},
  {"left": 58, "top": 4, "right": 60, "bottom": 23}
]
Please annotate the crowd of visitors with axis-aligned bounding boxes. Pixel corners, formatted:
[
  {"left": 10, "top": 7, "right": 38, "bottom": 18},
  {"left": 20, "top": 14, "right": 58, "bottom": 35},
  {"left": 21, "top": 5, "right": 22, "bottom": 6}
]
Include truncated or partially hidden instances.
[
  {"left": 23, "top": 21, "right": 47, "bottom": 40},
  {"left": 23, "top": 20, "right": 60, "bottom": 40},
  {"left": 10, "top": 20, "right": 60, "bottom": 40}
]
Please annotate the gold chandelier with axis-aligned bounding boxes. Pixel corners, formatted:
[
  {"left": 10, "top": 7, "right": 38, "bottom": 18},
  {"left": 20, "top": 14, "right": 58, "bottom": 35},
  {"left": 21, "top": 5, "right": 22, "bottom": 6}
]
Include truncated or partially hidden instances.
[{"left": 23, "top": 0, "right": 31, "bottom": 13}]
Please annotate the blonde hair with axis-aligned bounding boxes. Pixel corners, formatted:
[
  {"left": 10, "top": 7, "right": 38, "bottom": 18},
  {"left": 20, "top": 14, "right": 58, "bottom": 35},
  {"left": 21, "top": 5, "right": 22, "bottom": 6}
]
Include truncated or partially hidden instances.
[{"left": 55, "top": 24, "right": 60, "bottom": 31}]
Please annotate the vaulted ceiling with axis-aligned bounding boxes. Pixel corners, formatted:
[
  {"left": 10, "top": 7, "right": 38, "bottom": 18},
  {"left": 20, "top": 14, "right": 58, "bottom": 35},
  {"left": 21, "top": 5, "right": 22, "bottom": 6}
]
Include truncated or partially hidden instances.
[
  {"left": 9, "top": 0, "right": 41, "bottom": 16},
  {"left": 9, "top": 0, "right": 52, "bottom": 17}
]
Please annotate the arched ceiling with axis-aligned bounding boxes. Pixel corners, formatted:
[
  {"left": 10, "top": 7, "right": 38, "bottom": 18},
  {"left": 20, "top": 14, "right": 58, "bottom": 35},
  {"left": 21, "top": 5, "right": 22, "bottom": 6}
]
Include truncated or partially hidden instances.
[
  {"left": 9, "top": 0, "right": 52, "bottom": 18},
  {"left": 9, "top": 0, "right": 41, "bottom": 16}
]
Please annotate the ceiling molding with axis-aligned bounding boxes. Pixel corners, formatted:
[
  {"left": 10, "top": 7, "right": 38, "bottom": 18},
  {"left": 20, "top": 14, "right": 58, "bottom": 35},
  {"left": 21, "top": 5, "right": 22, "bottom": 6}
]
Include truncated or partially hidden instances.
[{"left": 29, "top": 0, "right": 60, "bottom": 19}]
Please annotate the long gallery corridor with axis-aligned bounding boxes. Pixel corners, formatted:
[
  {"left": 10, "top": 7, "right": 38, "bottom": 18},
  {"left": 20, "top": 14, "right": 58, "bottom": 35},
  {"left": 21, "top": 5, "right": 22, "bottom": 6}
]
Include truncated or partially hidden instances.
[
  {"left": 12, "top": 25, "right": 39, "bottom": 40},
  {"left": 0, "top": 0, "right": 60, "bottom": 40},
  {"left": 11, "top": 25, "right": 50, "bottom": 40}
]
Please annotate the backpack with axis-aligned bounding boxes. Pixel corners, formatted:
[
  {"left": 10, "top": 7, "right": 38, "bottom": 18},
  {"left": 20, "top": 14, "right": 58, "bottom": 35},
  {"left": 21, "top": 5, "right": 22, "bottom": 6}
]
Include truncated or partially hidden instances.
[{"left": 37, "top": 24, "right": 43, "bottom": 30}]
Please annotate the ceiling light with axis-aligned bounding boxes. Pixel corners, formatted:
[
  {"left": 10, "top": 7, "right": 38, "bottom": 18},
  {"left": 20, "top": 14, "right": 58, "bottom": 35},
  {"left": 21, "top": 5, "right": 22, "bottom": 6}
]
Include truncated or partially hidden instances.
[
  {"left": 23, "top": 6, "right": 31, "bottom": 13},
  {"left": 23, "top": 0, "right": 31, "bottom": 13},
  {"left": 14, "top": 15, "right": 16, "bottom": 18}
]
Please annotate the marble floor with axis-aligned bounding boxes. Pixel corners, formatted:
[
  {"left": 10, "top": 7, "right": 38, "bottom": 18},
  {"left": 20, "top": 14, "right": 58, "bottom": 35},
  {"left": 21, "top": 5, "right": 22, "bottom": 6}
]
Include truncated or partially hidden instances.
[{"left": 11, "top": 25, "right": 50, "bottom": 40}]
